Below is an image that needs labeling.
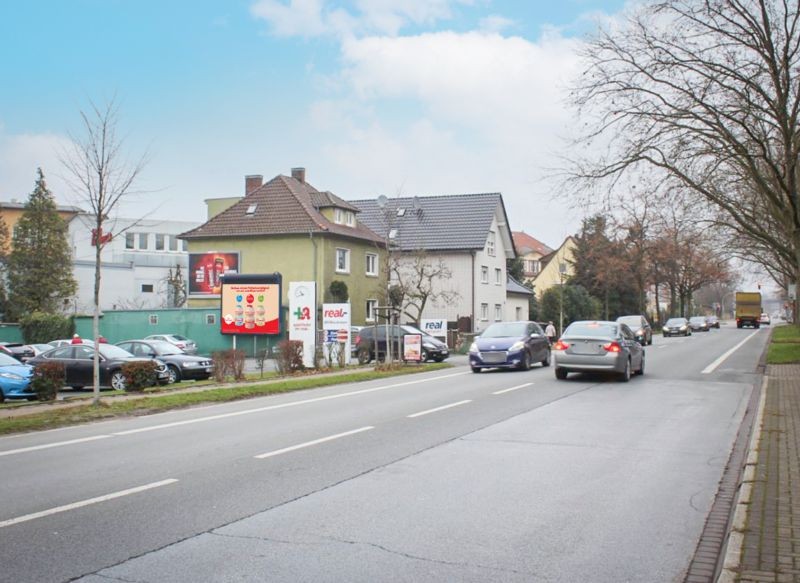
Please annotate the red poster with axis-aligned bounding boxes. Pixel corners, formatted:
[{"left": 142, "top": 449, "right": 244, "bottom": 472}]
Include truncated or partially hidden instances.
[{"left": 189, "top": 252, "right": 240, "bottom": 296}]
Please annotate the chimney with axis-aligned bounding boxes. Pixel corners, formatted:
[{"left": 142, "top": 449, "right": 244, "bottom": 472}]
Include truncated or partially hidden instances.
[
  {"left": 291, "top": 167, "right": 306, "bottom": 183},
  {"left": 245, "top": 175, "right": 263, "bottom": 194}
]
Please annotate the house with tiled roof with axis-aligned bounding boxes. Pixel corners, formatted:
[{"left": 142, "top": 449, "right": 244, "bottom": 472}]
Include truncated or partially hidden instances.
[
  {"left": 532, "top": 236, "right": 577, "bottom": 299},
  {"left": 180, "top": 168, "right": 387, "bottom": 325},
  {"left": 512, "top": 231, "right": 553, "bottom": 280},
  {"left": 351, "top": 193, "right": 517, "bottom": 333}
]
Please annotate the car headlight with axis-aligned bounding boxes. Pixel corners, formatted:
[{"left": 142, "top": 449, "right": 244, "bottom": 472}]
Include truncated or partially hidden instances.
[
  {"left": 636, "top": 329, "right": 644, "bottom": 336},
  {"left": 680, "top": 325, "right": 688, "bottom": 330},
  {"left": 0, "top": 371, "right": 24, "bottom": 380},
  {"left": 509, "top": 341, "right": 525, "bottom": 352},
  {"left": 469, "top": 342, "right": 478, "bottom": 353}
]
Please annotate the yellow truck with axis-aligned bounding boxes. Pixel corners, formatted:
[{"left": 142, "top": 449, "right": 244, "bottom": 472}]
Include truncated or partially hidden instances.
[{"left": 735, "top": 291, "right": 762, "bottom": 328}]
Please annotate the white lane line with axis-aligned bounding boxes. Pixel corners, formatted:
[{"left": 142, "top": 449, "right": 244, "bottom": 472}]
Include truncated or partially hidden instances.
[
  {"left": 113, "top": 371, "right": 469, "bottom": 436},
  {"left": 0, "top": 435, "right": 112, "bottom": 458},
  {"left": 492, "top": 383, "right": 533, "bottom": 395},
  {"left": 0, "top": 479, "right": 179, "bottom": 529},
  {"left": 702, "top": 330, "right": 761, "bottom": 374},
  {"left": 407, "top": 400, "right": 472, "bottom": 418},
  {"left": 255, "top": 426, "right": 374, "bottom": 459}
]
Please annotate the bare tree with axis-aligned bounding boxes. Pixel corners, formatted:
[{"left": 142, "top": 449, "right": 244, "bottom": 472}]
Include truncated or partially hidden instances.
[
  {"left": 569, "top": 0, "right": 800, "bottom": 322},
  {"left": 61, "top": 99, "right": 148, "bottom": 404},
  {"left": 389, "top": 250, "right": 460, "bottom": 328}
]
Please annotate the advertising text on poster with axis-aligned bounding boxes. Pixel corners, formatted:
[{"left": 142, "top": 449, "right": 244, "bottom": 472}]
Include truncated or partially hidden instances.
[{"left": 220, "top": 273, "right": 282, "bottom": 335}]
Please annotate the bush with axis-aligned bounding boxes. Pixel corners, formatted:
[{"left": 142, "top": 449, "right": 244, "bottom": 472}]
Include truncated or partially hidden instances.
[
  {"left": 30, "top": 361, "right": 65, "bottom": 401},
  {"left": 276, "top": 340, "right": 305, "bottom": 374},
  {"left": 211, "top": 349, "right": 246, "bottom": 382},
  {"left": 20, "top": 311, "right": 73, "bottom": 344},
  {"left": 121, "top": 361, "right": 158, "bottom": 392}
]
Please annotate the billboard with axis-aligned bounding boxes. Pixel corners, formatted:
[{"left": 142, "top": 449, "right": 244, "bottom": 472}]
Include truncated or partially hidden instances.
[
  {"left": 420, "top": 319, "right": 447, "bottom": 338},
  {"left": 322, "top": 303, "right": 351, "bottom": 364},
  {"left": 189, "top": 252, "right": 240, "bottom": 297},
  {"left": 220, "top": 273, "right": 282, "bottom": 335},
  {"left": 289, "top": 282, "right": 316, "bottom": 368}
]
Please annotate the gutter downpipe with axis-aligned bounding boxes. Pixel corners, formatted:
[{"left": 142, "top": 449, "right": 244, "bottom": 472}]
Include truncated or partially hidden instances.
[{"left": 472, "top": 251, "right": 476, "bottom": 332}]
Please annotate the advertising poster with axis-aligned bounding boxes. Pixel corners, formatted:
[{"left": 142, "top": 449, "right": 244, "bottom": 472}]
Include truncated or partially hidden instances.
[
  {"left": 289, "top": 282, "right": 316, "bottom": 368},
  {"left": 420, "top": 319, "right": 447, "bottom": 338},
  {"left": 189, "top": 252, "right": 240, "bottom": 297},
  {"left": 322, "top": 303, "right": 351, "bottom": 363},
  {"left": 403, "top": 334, "right": 422, "bottom": 362},
  {"left": 220, "top": 273, "right": 282, "bottom": 335}
]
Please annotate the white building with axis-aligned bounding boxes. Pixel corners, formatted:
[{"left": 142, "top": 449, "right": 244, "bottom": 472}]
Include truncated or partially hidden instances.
[{"left": 68, "top": 213, "right": 200, "bottom": 312}]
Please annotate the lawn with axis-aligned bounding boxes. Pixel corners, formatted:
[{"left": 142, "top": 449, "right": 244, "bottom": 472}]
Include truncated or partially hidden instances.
[{"left": 766, "top": 324, "right": 800, "bottom": 364}]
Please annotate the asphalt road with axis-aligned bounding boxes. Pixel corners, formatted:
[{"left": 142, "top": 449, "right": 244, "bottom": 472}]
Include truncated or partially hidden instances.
[{"left": 0, "top": 323, "right": 767, "bottom": 582}]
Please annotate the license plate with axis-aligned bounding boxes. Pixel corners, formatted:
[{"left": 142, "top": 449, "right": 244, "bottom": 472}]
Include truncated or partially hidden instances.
[
  {"left": 482, "top": 352, "right": 507, "bottom": 364},
  {"left": 571, "top": 341, "right": 600, "bottom": 355}
]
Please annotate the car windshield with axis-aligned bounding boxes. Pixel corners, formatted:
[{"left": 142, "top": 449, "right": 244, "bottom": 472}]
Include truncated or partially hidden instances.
[
  {"left": 98, "top": 344, "right": 135, "bottom": 359},
  {"left": 617, "top": 316, "right": 643, "bottom": 327},
  {"left": 666, "top": 318, "right": 687, "bottom": 326},
  {"left": 0, "top": 353, "right": 22, "bottom": 366},
  {"left": 690, "top": 317, "right": 706, "bottom": 323},
  {"left": 481, "top": 322, "right": 529, "bottom": 338},
  {"left": 563, "top": 322, "right": 617, "bottom": 338},
  {"left": 170, "top": 334, "right": 188, "bottom": 341},
  {"left": 149, "top": 341, "right": 183, "bottom": 355}
]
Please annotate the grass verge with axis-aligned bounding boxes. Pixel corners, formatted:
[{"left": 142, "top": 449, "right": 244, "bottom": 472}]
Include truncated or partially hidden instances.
[
  {"left": 766, "top": 324, "right": 800, "bottom": 364},
  {"left": 0, "top": 363, "right": 451, "bottom": 435}
]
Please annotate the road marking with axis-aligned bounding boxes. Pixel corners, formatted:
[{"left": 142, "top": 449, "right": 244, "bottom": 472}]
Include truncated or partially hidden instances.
[
  {"left": 113, "top": 371, "right": 469, "bottom": 436},
  {"left": 492, "top": 383, "right": 533, "bottom": 395},
  {"left": 407, "top": 400, "right": 472, "bottom": 418},
  {"left": 255, "top": 426, "right": 374, "bottom": 459},
  {"left": 0, "top": 479, "right": 179, "bottom": 529},
  {"left": 702, "top": 330, "right": 761, "bottom": 374},
  {"left": 0, "top": 435, "right": 112, "bottom": 458}
]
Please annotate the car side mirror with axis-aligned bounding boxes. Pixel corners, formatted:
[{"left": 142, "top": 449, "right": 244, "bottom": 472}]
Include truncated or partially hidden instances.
[
  {"left": 149, "top": 352, "right": 157, "bottom": 358},
  {"left": 530, "top": 333, "right": 540, "bottom": 337}
]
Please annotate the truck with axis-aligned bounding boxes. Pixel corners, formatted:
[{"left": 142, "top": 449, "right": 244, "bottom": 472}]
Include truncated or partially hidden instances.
[{"left": 735, "top": 291, "right": 762, "bottom": 328}]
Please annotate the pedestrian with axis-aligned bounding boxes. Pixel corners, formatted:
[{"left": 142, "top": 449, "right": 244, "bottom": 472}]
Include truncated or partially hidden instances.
[
  {"left": 70, "top": 333, "right": 82, "bottom": 345},
  {"left": 545, "top": 321, "right": 557, "bottom": 343}
]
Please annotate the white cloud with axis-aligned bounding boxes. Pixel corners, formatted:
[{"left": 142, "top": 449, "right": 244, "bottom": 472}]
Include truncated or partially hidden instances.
[{"left": 479, "top": 14, "right": 515, "bottom": 33}]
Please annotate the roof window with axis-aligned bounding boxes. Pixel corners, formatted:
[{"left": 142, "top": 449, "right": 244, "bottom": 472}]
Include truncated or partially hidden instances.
[
  {"left": 389, "top": 228, "right": 398, "bottom": 239},
  {"left": 246, "top": 203, "right": 258, "bottom": 215},
  {"left": 396, "top": 208, "right": 406, "bottom": 217}
]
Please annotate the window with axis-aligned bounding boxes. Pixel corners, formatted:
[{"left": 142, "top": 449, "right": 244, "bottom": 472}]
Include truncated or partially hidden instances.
[
  {"left": 168, "top": 236, "right": 178, "bottom": 251},
  {"left": 396, "top": 208, "right": 406, "bottom": 217},
  {"left": 149, "top": 315, "right": 159, "bottom": 325},
  {"left": 336, "top": 248, "right": 350, "bottom": 273},
  {"left": 523, "top": 259, "right": 541, "bottom": 275},
  {"left": 206, "top": 314, "right": 216, "bottom": 325},
  {"left": 487, "top": 231, "right": 496, "bottom": 256},
  {"left": 495, "top": 268, "right": 502, "bottom": 285},
  {"left": 125, "top": 233, "right": 135, "bottom": 249},
  {"left": 155, "top": 234, "right": 165, "bottom": 251},
  {"left": 481, "top": 266, "right": 489, "bottom": 284},
  {"left": 366, "top": 299, "right": 377, "bottom": 322},
  {"left": 365, "top": 253, "right": 378, "bottom": 276},
  {"left": 181, "top": 239, "right": 188, "bottom": 252},
  {"left": 334, "top": 209, "right": 355, "bottom": 226},
  {"left": 480, "top": 303, "right": 489, "bottom": 321},
  {"left": 246, "top": 203, "right": 257, "bottom": 215},
  {"left": 495, "top": 304, "right": 502, "bottom": 321},
  {"left": 388, "top": 228, "right": 398, "bottom": 240},
  {"left": 141, "top": 284, "right": 154, "bottom": 293},
  {"left": 139, "top": 233, "right": 149, "bottom": 250},
  {"left": 516, "top": 306, "right": 523, "bottom": 319}
]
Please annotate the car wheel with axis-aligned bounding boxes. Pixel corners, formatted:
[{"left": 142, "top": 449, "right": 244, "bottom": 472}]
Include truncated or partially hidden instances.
[
  {"left": 541, "top": 349, "right": 551, "bottom": 367},
  {"left": 555, "top": 367, "right": 568, "bottom": 380},
  {"left": 635, "top": 353, "right": 645, "bottom": 376},
  {"left": 421, "top": 349, "right": 429, "bottom": 362},
  {"left": 518, "top": 350, "right": 531, "bottom": 371},
  {"left": 357, "top": 348, "right": 371, "bottom": 365},
  {"left": 471, "top": 366, "right": 481, "bottom": 373},
  {"left": 110, "top": 371, "right": 127, "bottom": 391},
  {"left": 619, "top": 359, "right": 631, "bottom": 382},
  {"left": 166, "top": 365, "right": 181, "bottom": 384}
]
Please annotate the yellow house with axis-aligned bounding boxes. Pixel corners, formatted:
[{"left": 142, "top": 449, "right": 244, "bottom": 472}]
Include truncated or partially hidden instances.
[
  {"left": 0, "top": 200, "right": 83, "bottom": 253},
  {"left": 512, "top": 231, "right": 553, "bottom": 280},
  {"left": 532, "top": 236, "right": 577, "bottom": 298}
]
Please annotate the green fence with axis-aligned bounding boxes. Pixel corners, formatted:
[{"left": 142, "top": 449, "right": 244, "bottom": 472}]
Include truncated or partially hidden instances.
[{"left": 0, "top": 323, "right": 24, "bottom": 344}]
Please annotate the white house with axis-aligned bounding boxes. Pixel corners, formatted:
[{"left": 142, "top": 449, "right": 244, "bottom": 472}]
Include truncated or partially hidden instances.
[
  {"left": 68, "top": 213, "right": 200, "bottom": 312},
  {"left": 351, "top": 193, "right": 519, "bottom": 334}
]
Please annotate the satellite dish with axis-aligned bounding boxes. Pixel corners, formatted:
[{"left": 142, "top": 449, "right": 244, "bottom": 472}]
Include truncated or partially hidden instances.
[{"left": 377, "top": 195, "right": 388, "bottom": 208}]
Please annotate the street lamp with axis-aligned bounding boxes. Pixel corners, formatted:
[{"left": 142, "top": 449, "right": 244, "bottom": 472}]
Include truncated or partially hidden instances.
[{"left": 558, "top": 262, "right": 567, "bottom": 336}]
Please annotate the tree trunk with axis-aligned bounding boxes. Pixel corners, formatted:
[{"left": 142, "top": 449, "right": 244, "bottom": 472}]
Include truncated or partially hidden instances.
[{"left": 92, "top": 220, "right": 102, "bottom": 405}]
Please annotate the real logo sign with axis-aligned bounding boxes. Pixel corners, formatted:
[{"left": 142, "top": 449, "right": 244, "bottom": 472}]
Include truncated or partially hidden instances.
[
  {"left": 323, "top": 308, "right": 348, "bottom": 318},
  {"left": 424, "top": 321, "right": 443, "bottom": 331}
]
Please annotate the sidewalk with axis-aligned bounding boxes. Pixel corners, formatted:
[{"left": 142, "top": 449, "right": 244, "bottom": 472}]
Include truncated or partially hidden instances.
[{"left": 718, "top": 364, "right": 800, "bottom": 582}]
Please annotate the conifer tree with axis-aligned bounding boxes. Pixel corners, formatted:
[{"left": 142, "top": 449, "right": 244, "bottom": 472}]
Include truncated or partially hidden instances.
[{"left": 6, "top": 169, "right": 76, "bottom": 319}]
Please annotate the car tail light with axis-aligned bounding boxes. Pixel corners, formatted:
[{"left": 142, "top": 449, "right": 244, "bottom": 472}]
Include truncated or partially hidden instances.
[
  {"left": 603, "top": 342, "right": 622, "bottom": 353},
  {"left": 552, "top": 340, "right": 569, "bottom": 351},
  {"left": 355, "top": 335, "right": 362, "bottom": 345}
]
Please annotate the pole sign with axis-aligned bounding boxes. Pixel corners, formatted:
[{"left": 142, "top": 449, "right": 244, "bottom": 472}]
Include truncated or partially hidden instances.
[
  {"left": 403, "top": 334, "right": 422, "bottom": 362},
  {"left": 289, "top": 282, "right": 316, "bottom": 368},
  {"left": 220, "top": 273, "right": 281, "bottom": 335},
  {"left": 322, "top": 303, "right": 351, "bottom": 362},
  {"left": 420, "top": 319, "right": 447, "bottom": 338}
]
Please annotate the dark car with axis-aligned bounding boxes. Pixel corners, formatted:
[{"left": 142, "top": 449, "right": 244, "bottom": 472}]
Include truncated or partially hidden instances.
[
  {"left": 28, "top": 344, "right": 169, "bottom": 391},
  {"left": 355, "top": 325, "right": 449, "bottom": 364},
  {"left": 0, "top": 342, "right": 35, "bottom": 363},
  {"left": 552, "top": 320, "right": 644, "bottom": 382},
  {"left": 116, "top": 339, "right": 213, "bottom": 384},
  {"left": 689, "top": 316, "right": 710, "bottom": 332},
  {"left": 615, "top": 315, "right": 653, "bottom": 345},
  {"left": 706, "top": 315, "right": 720, "bottom": 329},
  {"left": 662, "top": 317, "right": 692, "bottom": 337},
  {"left": 468, "top": 321, "right": 551, "bottom": 372},
  {"left": 0, "top": 352, "right": 35, "bottom": 402}
]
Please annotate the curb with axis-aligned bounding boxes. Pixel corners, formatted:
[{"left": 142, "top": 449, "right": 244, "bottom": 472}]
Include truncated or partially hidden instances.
[{"left": 716, "top": 374, "right": 768, "bottom": 582}]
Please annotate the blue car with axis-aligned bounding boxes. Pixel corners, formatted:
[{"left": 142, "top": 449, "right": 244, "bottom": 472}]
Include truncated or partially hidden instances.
[
  {"left": 0, "top": 352, "right": 35, "bottom": 402},
  {"left": 469, "top": 321, "right": 551, "bottom": 372}
]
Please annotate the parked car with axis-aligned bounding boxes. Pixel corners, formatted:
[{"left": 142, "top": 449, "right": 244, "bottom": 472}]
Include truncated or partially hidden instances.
[
  {"left": 116, "top": 340, "right": 213, "bottom": 383},
  {"left": 552, "top": 320, "right": 644, "bottom": 381},
  {"left": 468, "top": 321, "right": 551, "bottom": 372},
  {"left": 0, "top": 342, "right": 35, "bottom": 363},
  {"left": 350, "top": 326, "right": 364, "bottom": 358},
  {"left": 28, "top": 344, "right": 169, "bottom": 390},
  {"left": 29, "top": 343, "right": 56, "bottom": 357},
  {"left": 355, "top": 325, "right": 449, "bottom": 364},
  {"left": 689, "top": 316, "right": 710, "bottom": 332},
  {"left": 662, "top": 317, "right": 692, "bottom": 337},
  {"left": 144, "top": 334, "right": 198, "bottom": 354},
  {"left": 615, "top": 315, "right": 653, "bottom": 345},
  {"left": 0, "top": 352, "right": 35, "bottom": 403},
  {"left": 759, "top": 313, "right": 771, "bottom": 326},
  {"left": 706, "top": 315, "right": 720, "bottom": 329}
]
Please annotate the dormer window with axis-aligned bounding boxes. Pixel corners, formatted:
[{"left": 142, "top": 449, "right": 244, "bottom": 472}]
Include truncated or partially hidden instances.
[
  {"left": 246, "top": 203, "right": 257, "bottom": 215},
  {"left": 334, "top": 208, "right": 355, "bottom": 226}
]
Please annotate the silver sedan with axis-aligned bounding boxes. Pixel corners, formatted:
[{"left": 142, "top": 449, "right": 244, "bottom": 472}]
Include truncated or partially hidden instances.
[{"left": 552, "top": 320, "right": 645, "bottom": 382}]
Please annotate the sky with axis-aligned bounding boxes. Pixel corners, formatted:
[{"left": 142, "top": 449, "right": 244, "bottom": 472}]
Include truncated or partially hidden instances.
[{"left": 0, "top": 0, "right": 631, "bottom": 250}]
